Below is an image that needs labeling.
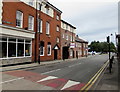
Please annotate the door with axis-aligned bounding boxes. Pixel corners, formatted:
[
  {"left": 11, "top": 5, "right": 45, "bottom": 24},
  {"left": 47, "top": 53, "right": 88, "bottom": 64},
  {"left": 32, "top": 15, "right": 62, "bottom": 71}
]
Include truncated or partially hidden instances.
[
  {"left": 63, "top": 47, "right": 69, "bottom": 60},
  {"left": 54, "top": 50, "right": 57, "bottom": 60}
]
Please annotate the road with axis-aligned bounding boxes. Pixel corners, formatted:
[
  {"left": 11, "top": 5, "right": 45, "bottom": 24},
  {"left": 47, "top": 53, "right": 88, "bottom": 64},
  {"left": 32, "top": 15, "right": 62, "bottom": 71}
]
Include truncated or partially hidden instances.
[{"left": 2, "top": 54, "right": 109, "bottom": 91}]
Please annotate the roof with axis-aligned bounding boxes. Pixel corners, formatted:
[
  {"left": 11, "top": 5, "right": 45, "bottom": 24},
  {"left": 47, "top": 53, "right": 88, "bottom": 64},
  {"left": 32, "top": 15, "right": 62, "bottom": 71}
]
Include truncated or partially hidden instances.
[
  {"left": 47, "top": 2, "right": 62, "bottom": 14},
  {"left": 61, "top": 20, "right": 76, "bottom": 29},
  {"left": 75, "top": 36, "right": 88, "bottom": 43}
]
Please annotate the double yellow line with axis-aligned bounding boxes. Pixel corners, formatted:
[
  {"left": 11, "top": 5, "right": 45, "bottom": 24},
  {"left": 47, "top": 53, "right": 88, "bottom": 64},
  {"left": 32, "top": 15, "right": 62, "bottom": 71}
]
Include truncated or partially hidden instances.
[{"left": 80, "top": 60, "right": 109, "bottom": 92}]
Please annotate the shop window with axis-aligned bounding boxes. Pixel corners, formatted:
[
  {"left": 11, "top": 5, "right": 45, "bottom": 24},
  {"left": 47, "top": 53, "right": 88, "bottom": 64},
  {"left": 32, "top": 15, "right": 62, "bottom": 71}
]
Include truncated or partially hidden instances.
[
  {"left": 17, "top": 43, "right": 24, "bottom": 57},
  {"left": 8, "top": 43, "right": 16, "bottom": 57},
  {"left": 0, "top": 37, "right": 32, "bottom": 58},
  {"left": 25, "top": 44, "right": 31, "bottom": 56},
  {"left": 0, "top": 42, "right": 7, "bottom": 58}
]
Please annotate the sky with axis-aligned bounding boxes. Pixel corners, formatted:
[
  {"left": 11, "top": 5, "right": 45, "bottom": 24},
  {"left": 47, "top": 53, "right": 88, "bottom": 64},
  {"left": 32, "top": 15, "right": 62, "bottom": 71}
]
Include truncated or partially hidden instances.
[{"left": 49, "top": 0, "right": 119, "bottom": 44}]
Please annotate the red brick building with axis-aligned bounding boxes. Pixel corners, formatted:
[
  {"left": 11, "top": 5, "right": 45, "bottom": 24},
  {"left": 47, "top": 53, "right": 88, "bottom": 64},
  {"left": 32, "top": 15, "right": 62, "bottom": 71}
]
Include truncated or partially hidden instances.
[
  {"left": 61, "top": 20, "right": 76, "bottom": 59},
  {"left": 75, "top": 35, "right": 88, "bottom": 58},
  {"left": 0, "top": 0, "right": 62, "bottom": 66}
]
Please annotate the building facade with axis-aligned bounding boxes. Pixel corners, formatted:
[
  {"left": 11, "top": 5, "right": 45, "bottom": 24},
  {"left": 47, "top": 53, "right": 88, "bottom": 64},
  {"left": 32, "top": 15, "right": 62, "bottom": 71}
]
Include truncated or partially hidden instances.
[
  {"left": 0, "top": 0, "right": 88, "bottom": 66},
  {"left": 75, "top": 35, "right": 88, "bottom": 58},
  {"left": 0, "top": 0, "right": 62, "bottom": 66},
  {"left": 61, "top": 20, "right": 76, "bottom": 59}
]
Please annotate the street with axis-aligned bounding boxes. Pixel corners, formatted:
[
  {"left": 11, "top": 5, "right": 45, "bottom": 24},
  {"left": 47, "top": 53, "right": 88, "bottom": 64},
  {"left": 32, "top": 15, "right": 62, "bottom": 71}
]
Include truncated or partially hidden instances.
[{"left": 2, "top": 54, "right": 109, "bottom": 91}]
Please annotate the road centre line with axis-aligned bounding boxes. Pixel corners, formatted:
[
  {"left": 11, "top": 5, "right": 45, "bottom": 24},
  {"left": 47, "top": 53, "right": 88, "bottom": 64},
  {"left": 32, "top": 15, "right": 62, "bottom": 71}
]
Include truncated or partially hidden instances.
[
  {"left": 0, "top": 77, "right": 24, "bottom": 84},
  {"left": 41, "top": 69, "right": 61, "bottom": 75},
  {"left": 68, "top": 63, "right": 81, "bottom": 68}
]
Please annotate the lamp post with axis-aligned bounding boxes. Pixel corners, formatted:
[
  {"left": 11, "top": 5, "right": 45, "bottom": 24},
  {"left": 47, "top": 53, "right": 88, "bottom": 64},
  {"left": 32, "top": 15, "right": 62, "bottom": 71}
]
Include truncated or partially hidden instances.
[
  {"left": 36, "top": 0, "right": 46, "bottom": 64},
  {"left": 107, "top": 34, "right": 113, "bottom": 73}
]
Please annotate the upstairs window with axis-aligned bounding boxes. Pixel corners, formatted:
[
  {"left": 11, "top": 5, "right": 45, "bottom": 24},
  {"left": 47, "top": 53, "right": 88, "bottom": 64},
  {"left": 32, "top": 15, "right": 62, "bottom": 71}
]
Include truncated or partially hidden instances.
[
  {"left": 66, "top": 35, "right": 68, "bottom": 40},
  {"left": 56, "top": 15, "right": 60, "bottom": 20},
  {"left": 38, "top": 19, "right": 42, "bottom": 33},
  {"left": 46, "top": 22, "right": 50, "bottom": 35},
  {"left": 28, "top": 15, "right": 34, "bottom": 30},
  {"left": 16, "top": 11, "right": 23, "bottom": 28},
  {"left": 46, "top": 8, "right": 49, "bottom": 15},
  {"left": 56, "top": 26, "right": 60, "bottom": 32},
  {"left": 70, "top": 35, "right": 72, "bottom": 42},
  {"left": 62, "top": 34, "right": 65, "bottom": 38}
]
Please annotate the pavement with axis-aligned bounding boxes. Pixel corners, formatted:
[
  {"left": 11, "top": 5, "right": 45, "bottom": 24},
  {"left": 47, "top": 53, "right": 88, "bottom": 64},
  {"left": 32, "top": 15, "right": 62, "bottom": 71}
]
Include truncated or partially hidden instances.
[
  {"left": 93, "top": 55, "right": 120, "bottom": 91},
  {"left": 1, "top": 57, "right": 85, "bottom": 72}
]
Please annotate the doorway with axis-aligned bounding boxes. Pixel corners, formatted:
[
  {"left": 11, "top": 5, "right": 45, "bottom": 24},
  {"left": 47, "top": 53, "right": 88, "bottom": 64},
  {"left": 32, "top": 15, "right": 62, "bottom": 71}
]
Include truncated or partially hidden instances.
[
  {"left": 54, "top": 50, "right": 57, "bottom": 60},
  {"left": 63, "top": 47, "right": 69, "bottom": 60}
]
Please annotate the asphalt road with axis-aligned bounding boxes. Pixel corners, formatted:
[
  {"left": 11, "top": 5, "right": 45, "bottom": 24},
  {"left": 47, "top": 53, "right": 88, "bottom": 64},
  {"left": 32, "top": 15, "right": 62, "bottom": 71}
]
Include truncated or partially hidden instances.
[
  {"left": 2, "top": 54, "right": 109, "bottom": 90},
  {"left": 27, "top": 54, "right": 109, "bottom": 83}
]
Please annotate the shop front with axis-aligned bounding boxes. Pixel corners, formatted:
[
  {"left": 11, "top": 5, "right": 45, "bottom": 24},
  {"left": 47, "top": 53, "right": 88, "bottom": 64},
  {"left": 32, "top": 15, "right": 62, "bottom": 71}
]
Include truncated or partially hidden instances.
[{"left": 0, "top": 25, "right": 35, "bottom": 66}]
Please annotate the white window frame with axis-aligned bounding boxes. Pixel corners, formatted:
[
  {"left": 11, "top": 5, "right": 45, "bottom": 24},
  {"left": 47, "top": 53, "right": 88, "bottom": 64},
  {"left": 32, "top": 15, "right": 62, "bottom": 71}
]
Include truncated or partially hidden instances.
[
  {"left": 66, "top": 35, "right": 68, "bottom": 40},
  {"left": 46, "top": 8, "right": 49, "bottom": 15},
  {"left": 46, "top": 22, "right": 50, "bottom": 35},
  {"left": 28, "top": 15, "right": 34, "bottom": 31},
  {"left": 56, "top": 37, "right": 60, "bottom": 43},
  {"left": 56, "top": 26, "right": 59, "bottom": 32},
  {"left": 47, "top": 44, "right": 51, "bottom": 56},
  {"left": 62, "top": 34, "right": 64, "bottom": 38},
  {"left": 70, "top": 50, "right": 73, "bottom": 56},
  {"left": 40, "top": 46, "right": 45, "bottom": 56},
  {"left": 38, "top": 19, "right": 42, "bottom": 33},
  {"left": 70, "top": 35, "right": 72, "bottom": 42},
  {"left": 16, "top": 11, "right": 23, "bottom": 28},
  {"left": 0, "top": 37, "right": 32, "bottom": 59},
  {"left": 56, "top": 15, "right": 59, "bottom": 20}
]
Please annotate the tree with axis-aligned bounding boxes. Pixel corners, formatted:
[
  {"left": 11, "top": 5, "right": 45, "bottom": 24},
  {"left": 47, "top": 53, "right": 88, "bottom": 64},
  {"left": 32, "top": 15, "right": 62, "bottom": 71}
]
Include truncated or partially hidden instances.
[{"left": 89, "top": 41, "right": 116, "bottom": 53}]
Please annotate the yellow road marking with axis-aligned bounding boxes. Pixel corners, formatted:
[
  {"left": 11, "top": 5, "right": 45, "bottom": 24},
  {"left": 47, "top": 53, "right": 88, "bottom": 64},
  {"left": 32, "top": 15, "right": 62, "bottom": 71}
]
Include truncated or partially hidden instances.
[
  {"left": 80, "top": 60, "right": 109, "bottom": 92},
  {"left": 85, "top": 61, "right": 109, "bottom": 91}
]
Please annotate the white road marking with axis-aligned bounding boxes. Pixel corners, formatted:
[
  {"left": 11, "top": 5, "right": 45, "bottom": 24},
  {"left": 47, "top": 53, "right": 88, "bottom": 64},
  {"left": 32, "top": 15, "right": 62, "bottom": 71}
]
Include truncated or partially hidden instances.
[
  {"left": 0, "top": 77, "right": 24, "bottom": 84},
  {"left": 61, "top": 80, "right": 80, "bottom": 90},
  {"left": 68, "top": 63, "right": 81, "bottom": 68},
  {"left": 37, "top": 76, "right": 58, "bottom": 83},
  {"left": 41, "top": 69, "right": 61, "bottom": 75}
]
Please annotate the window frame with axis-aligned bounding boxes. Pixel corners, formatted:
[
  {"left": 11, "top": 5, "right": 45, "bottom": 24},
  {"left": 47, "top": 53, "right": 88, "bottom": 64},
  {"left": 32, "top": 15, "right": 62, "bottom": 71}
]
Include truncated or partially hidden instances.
[
  {"left": 38, "top": 19, "right": 43, "bottom": 33},
  {"left": 56, "top": 15, "right": 60, "bottom": 20},
  {"left": 40, "top": 46, "right": 45, "bottom": 56},
  {"left": 28, "top": 15, "right": 34, "bottom": 31},
  {"left": 47, "top": 44, "right": 51, "bottom": 56},
  {"left": 56, "top": 25, "right": 60, "bottom": 32},
  {"left": 16, "top": 10, "right": 23, "bottom": 28},
  {"left": 46, "top": 22, "right": 50, "bottom": 35}
]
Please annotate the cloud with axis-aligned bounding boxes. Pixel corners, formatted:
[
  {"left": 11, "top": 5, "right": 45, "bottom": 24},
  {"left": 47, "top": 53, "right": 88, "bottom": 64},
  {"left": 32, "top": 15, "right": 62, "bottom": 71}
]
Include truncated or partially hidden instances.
[{"left": 49, "top": 0, "right": 118, "bottom": 44}]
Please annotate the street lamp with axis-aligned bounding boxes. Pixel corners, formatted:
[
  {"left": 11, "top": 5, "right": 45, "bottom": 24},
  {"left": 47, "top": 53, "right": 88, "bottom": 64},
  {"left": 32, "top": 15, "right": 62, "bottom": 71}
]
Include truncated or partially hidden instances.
[
  {"left": 36, "top": 0, "right": 47, "bottom": 64},
  {"left": 107, "top": 33, "right": 113, "bottom": 73}
]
